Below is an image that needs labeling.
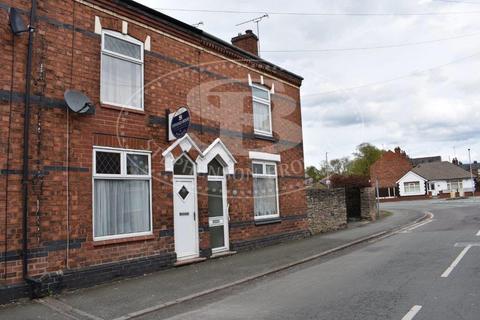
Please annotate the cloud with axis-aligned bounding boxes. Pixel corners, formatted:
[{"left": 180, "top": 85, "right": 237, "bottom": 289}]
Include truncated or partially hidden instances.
[{"left": 139, "top": 0, "right": 480, "bottom": 165}]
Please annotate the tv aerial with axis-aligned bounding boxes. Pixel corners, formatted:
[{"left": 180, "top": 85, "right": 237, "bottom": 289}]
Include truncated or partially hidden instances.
[
  {"left": 64, "top": 90, "right": 95, "bottom": 115},
  {"left": 191, "top": 21, "right": 204, "bottom": 28},
  {"left": 236, "top": 14, "right": 269, "bottom": 55}
]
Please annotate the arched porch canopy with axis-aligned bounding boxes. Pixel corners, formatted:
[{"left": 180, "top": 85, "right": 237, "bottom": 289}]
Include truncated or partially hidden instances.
[{"left": 162, "top": 135, "right": 236, "bottom": 175}]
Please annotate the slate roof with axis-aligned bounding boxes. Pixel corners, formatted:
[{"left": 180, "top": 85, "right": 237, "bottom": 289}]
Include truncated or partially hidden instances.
[
  {"left": 114, "top": 0, "right": 303, "bottom": 83},
  {"left": 412, "top": 161, "right": 472, "bottom": 180},
  {"left": 410, "top": 156, "right": 441, "bottom": 166},
  {"left": 460, "top": 163, "right": 480, "bottom": 177}
]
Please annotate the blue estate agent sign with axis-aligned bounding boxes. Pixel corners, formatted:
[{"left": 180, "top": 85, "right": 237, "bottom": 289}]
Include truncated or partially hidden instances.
[{"left": 170, "top": 107, "right": 190, "bottom": 140}]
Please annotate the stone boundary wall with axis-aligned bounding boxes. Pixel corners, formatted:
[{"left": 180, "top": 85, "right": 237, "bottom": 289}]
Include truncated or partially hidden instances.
[
  {"left": 307, "top": 188, "right": 347, "bottom": 235},
  {"left": 360, "top": 187, "right": 378, "bottom": 221}
]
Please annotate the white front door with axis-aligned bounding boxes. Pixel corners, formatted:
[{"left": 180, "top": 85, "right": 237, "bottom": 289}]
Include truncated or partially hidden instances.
[
  {"left": 173, "top": 177, "right": 198, "bottom": 260},
  {"left": 208, "top": 177, "right": 229, "bottom": 253}
]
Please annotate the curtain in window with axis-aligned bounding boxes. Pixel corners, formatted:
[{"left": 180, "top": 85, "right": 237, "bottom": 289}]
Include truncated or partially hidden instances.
[
  {"left": 101, "top": 54, "right": 142, "bottom": 108},
  {"left": 253, "top": 177, "right": 277, "bottom": 217},
  {"left": 253, "top": 101, "right": 270, "bottom": 133},
  {"left": 94, "top": 180, "right": 150, "bottom": 237}
]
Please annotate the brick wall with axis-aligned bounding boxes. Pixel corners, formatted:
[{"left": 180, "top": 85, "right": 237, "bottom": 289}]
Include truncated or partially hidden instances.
[
  {"left": 306, "top": 188, "right": 347, "bottom": 235},
  {"left": 370, "top": 149, "right": 412, "bottom": 189},
  {"left": 0, "top": 0, "right": 307, "bottom": 295}
]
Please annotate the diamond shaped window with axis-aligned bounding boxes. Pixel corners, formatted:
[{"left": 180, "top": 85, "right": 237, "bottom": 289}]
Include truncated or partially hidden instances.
[{"left": 178, "top": 186, "right": 189, "bottom": 200}]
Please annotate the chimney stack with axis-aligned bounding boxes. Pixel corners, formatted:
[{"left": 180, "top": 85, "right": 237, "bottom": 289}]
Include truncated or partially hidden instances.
[{"left": 231, "top": 30, "right": 259, "bottom": 56}]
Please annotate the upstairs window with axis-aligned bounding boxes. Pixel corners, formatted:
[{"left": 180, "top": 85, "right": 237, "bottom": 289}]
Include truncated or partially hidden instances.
[
  {"left": 101, "top": 30, "right": 144, "bottom": 110},
  {"left": 252, "top": 85, "right": 272, "bottom": 136}
]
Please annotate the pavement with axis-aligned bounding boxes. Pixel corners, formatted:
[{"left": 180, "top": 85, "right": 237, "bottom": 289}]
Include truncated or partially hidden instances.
[{"left": 0, "top": 206, "right": 426, "bottom": 320}]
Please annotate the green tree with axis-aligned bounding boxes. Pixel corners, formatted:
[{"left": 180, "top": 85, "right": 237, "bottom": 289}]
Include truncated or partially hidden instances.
[
  {"left": 305, "top": 165, "right": 322, "bottom": 182},
  {"left": 348, "top": 143, "right": 384, "bottom": 176},
  {"left": 329, "top": 157, "right": 350, "bottom": 175},
  {"left": 306, "top": 157, "right": 351, "bottom": 182}
]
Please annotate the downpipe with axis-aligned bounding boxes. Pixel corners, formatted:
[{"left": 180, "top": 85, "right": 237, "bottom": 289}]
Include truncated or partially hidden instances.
[{"left": 21, "top": 0, "right": 40, "bottom": 296}]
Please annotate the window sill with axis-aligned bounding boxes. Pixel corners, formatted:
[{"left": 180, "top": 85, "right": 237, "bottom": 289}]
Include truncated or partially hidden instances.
[
  {"left": 93, "top": 234, "right": 155, "bottom": 247},
  {"left": 101, "top": 103, "right": 145, "bottom": 115},
  {"left": 254, "top": 217, "right": 281, "bottom": 226},
  {"left": 254, "top": 133, "right": 277, "bottom": 142}
]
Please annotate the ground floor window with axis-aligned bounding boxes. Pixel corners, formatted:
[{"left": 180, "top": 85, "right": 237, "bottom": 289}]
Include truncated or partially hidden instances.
[
  {"left": 93, "top": 148, "right": 152, "bottom": 240},
  {"left": 379, "top": 187, "right": 397, "bottom": 198},
  {"left": 252, "top": 161, "right": 279, "bottom": 219},
  {"left": 404, "top": 181, "right": 421, "bottom": 193},
  {"left": 447, "top": 180, "right": 463, "bottom": 191}
]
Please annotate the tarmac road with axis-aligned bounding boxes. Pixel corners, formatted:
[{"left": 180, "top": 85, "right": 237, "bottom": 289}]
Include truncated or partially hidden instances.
[{"left": 154, "top": 199, "right": 480, "bottom": 320}]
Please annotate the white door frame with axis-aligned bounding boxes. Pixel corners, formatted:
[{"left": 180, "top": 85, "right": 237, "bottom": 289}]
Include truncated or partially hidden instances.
[
  {"left": 173, "top": 172, "right": 199, "bottom": 261},
  {"left": 208, "top": 175, "right": 229, "bottom": 254}
]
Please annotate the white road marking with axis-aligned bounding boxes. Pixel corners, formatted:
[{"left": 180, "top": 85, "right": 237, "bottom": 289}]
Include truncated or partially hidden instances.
[
  {"left": 399, "top": 212, "right": 435, "bottom": 233},
  {"left": 454, "top": 242, "right": 480, "bottom": 247},
  {"left": 401, "top": 305, "right": 422, "bottom": 320},
  {"left": 441, "top": 245, "right": 472, "bottom": 278},
  {"left": 406, "top": 219, "right": 434, "bottom": 231},
  {"left": 476, "top": 229, "right": 480, "bottom": 236}
]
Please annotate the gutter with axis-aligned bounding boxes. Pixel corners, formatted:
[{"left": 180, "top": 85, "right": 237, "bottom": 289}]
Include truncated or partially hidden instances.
[{"left": 21, "top": 0, "right": 39, "bottom": 292}]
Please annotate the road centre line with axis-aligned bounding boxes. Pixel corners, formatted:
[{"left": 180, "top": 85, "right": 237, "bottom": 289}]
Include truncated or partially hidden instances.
[
  {"left": 441, "top": 245, "right": 472, "bottom": 278},
  {"left": 401, "top": 305, "right": 422, "bottom": 320}
]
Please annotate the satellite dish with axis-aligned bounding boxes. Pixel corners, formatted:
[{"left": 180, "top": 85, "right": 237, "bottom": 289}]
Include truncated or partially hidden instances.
[
  {"left": 9, "top": 8, "right": 29, "bottom": 35},
  {"left": 64, "top": 90, "right": 95, "bottom": 115}
]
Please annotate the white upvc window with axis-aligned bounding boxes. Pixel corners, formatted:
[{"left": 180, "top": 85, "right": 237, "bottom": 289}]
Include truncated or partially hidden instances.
[
  {"left": 447, "top": 180, "right": 463, "bottom": 191},
  {"left": 101, "top": 30, "right": 144, "bottom": 110},
  {"left": 93, "top": 147, "right": 152, "bottom": 241},
  {"left": 251, "top": 84, "right": 272, "bottom": 136},
  {"left": 404, "top": 181, "right": 421, "bottom": 193},
  {"left": 252, "top": 161, "right": 279, "bottom": 220}
]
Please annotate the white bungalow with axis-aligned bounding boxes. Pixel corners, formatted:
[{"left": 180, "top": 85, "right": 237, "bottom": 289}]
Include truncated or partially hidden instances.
[{"left": 397, "top": 161, "right": 475, "bottom": 197}]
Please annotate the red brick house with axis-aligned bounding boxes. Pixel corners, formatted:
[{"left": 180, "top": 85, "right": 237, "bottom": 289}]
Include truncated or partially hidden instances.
[
  {"left": 370, "top": 147, "right": 412, "bottom": 198},
  {"left": 0, "top": 0, "right": 307, "bottom": 300}
]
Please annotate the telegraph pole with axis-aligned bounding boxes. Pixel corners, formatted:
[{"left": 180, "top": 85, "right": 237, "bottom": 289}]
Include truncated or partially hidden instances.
[{"left": 468, "top": 148, "right": 475, "bottom": 198}]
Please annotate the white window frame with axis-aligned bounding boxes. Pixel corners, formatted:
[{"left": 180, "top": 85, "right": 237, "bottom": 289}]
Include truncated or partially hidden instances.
[
  {"left": 252, "top": 160, "right": 280, "bottom": 220},
  {"left": 251, "top": 84, "right": 273, "bottom": 137},
  {"left": 100, "top": 30, "right": 144, "bottom": 111},
  {"left": 403, "top": 181, "right": 421, "bottom": 194},
  {"left": 92, "top": 146, "right": 153, "bottom": 241},
  {"left": 447, "top": 180, "right": 463, "bottom": 191}
]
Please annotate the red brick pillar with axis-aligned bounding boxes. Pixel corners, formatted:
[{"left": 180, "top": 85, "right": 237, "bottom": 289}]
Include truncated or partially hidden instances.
[{"left": 196, "top": 173, "right": 211, "bottom": 257}]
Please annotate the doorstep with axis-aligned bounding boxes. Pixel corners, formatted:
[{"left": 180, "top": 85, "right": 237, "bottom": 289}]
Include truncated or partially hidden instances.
[
  {"left": 174, "top": 257, "right": 207, "bottom": 267},
  {"left": 211, "top": 251, "right": 237, "bottom": 259}
]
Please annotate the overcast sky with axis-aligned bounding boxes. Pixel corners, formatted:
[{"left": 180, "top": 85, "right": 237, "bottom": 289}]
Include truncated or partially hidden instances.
[{"left": 138, "top": 0, "right": 480, "bottom": 166}]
